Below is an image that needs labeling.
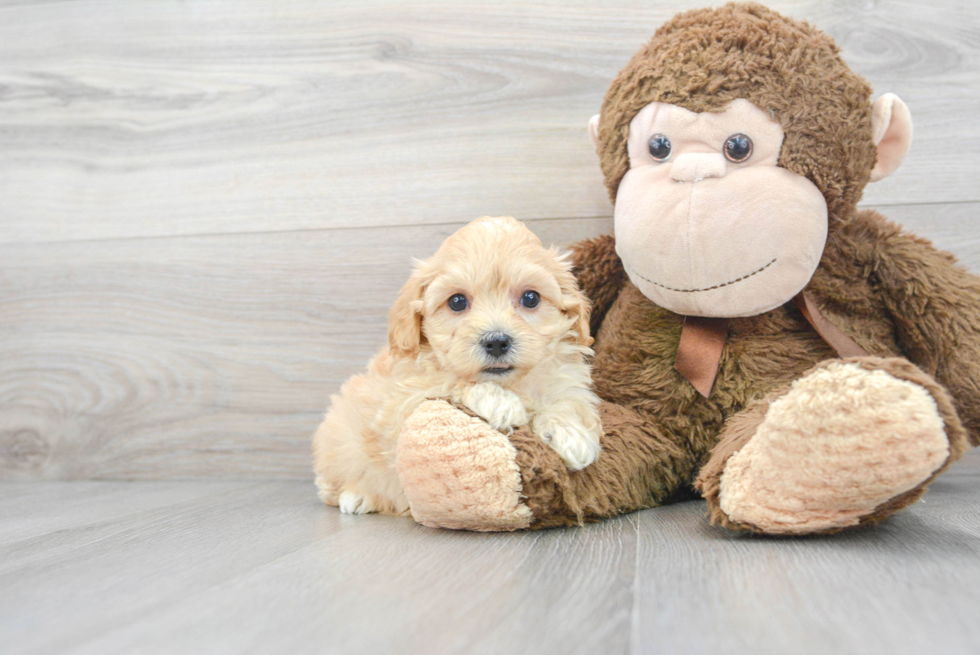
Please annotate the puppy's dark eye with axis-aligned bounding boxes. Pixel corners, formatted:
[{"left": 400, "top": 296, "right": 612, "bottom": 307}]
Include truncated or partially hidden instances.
[
  {"left": 724, "top": 133, "right": 753, "bottom": 162},
  {"left": 648, "top": 134, "right": 671, "bottom": 161},
  {"left": 448, "top": 294, "right": 468, "bottom": 312},
  {"left": 520, "top": 290, "right": 540, "bottom": 309}
]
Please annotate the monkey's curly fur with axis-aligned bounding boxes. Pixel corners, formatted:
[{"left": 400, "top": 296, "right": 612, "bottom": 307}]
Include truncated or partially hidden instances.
[{"left": 528, "top": 3, "right": 978, "bottom": 531}]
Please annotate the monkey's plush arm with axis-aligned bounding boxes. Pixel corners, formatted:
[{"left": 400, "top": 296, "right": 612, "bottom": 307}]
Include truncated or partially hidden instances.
[
  {"left": 863, "top": 210, "right": 980, "bottom": 444},
  {"left": 568, "top": 234, "right": 627, "bottom": 336},
  {"left": 397, "top": 398, "right": 696, "bottom": 530}
]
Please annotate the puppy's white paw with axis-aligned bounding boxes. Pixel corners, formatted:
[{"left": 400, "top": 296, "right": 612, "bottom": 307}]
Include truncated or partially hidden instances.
[
  {"left": 531, "top": 413, "right": 601, "bottom": 471},
  {"left": 338, "top": 490, "right": 378, "bottom": 515},
  {"left": 457, "top": 382, "right": 528, "bottom": 431}
]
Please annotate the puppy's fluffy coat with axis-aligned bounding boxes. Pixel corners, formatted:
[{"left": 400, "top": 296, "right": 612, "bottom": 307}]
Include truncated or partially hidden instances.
[{"left": 313, "top": 216, "right": 602, "bottom": 515}]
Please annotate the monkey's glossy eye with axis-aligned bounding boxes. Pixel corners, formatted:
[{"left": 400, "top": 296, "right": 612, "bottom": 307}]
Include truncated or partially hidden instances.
[
  {"left": 648, "top": 134, "right": 672, "bottom": 161},
  {"left": 520, "top": 290, "right": 540, "bottom": 309},
  {"left": 448, "top": 294, "right": 468, "bottom": 312},
  {"left": 724, "top": 134, "right": 753, "bottom": 162}
]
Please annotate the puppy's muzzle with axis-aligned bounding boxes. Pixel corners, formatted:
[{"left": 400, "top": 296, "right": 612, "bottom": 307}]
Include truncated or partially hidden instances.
[{"left": 480, "top": 331, "right": 513, "bottom": 360}]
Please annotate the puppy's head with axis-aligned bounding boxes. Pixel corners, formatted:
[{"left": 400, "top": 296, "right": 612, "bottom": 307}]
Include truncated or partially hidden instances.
[{"left": 388, "top": 216, "right": 591, "bottom": 382}]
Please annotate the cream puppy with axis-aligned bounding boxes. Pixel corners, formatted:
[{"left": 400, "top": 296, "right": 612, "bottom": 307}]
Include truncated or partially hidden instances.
[{"left": 313, "top": 216, "right": 602, "bottom": 515}]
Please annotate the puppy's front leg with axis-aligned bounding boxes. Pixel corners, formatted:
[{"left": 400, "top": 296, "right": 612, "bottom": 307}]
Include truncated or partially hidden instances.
[
  {"left": 454, "top": 382, "right": 528, "bottom": 431},
  {"left": 531, "top": 405, "right": 602, "bottom": 471}
]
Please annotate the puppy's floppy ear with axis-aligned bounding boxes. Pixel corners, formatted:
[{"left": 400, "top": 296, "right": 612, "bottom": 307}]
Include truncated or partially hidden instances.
[
  {"left": 388, "top": 260, "right": 429, "bottom": 357},
  {"left": 552, "top": 249, "right": 594, "bottom": 347}
]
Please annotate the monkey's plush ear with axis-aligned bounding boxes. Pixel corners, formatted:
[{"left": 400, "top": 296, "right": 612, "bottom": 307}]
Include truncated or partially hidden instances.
[
  {"left": 869, "top": 93, "right": 913, "bottom": 183},
  {"left": 588, "top": 114, "right": 601, "bottom": 149},
  {"left": 388, "top": 263, "right": 428, "bottom": 357}
]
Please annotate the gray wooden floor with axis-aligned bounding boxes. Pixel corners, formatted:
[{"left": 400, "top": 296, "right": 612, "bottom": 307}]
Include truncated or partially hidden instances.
[
  {"left": 3, "top": 449, "right": 980, "bottom": 655},
  {"left": 2, "top": 1, "right": 980, "bottom": 653}
]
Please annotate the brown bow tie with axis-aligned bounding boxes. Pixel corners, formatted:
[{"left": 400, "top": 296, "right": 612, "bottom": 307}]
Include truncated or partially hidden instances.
[{"left": 674, "top": 292, "right": 869, "bottom": 398}]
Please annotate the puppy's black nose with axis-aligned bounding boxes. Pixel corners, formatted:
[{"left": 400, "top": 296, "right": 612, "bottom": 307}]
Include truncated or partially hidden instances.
[{"left": 481, "top": 332, "right": 512, "bottom": 358}]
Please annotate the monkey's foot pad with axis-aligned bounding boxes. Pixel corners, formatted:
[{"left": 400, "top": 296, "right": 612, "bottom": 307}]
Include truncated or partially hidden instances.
[
  {"left": 718, "top": 361, "right": 951, "bottom": 534},
  {"left": 396, "top": 399, "right": 533, "bottom": 531}
]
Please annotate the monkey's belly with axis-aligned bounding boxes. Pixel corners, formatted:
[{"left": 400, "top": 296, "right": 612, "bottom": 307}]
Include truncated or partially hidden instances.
[{"left": 591, "top": 282, "right": 840, "bottom": 462}]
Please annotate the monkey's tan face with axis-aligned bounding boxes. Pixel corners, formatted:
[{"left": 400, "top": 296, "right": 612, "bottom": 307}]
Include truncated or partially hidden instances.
[{"left": 614, "top": 99, "right": 828, "bottom": 317}]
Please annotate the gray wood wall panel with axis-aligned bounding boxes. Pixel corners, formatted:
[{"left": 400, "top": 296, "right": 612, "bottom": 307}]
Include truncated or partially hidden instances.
[
  {"left": 0, "top": 217, "right": 613, "bottom": 479},
  {"left": 0, "top": 0, "right": 978, "bottom": 479},
  {"left": 1, "top": 0, "right": 977, "bottom": 244}
]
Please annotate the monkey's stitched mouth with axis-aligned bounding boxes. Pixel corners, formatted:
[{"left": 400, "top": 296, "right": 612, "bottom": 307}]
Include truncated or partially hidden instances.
[{"left": 627, "top": 258, "right": 777, "bottom": 293}]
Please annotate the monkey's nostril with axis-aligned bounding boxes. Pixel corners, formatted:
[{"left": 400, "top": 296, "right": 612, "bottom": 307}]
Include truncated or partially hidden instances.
[{"left": 481, "top": 332, "right": 512, "bottom": 358}]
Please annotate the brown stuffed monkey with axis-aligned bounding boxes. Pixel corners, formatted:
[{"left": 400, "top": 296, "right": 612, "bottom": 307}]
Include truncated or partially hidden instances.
[{"left": 393, "top": 2, "right": 980, "bottom": 535}]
